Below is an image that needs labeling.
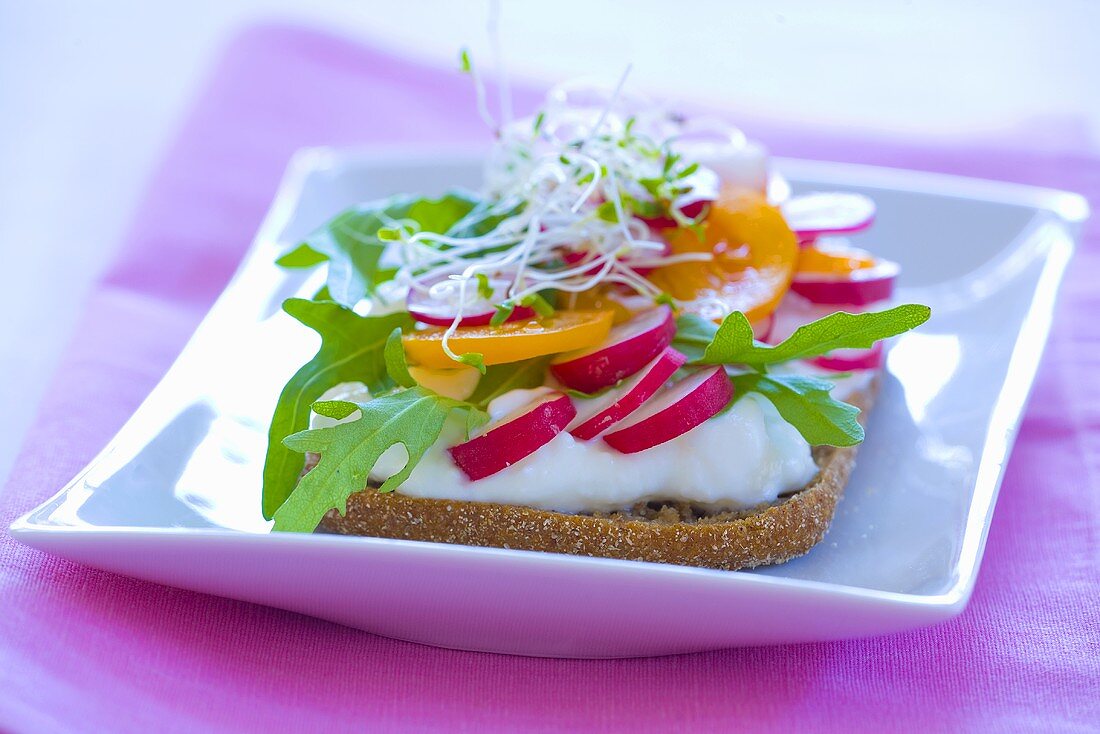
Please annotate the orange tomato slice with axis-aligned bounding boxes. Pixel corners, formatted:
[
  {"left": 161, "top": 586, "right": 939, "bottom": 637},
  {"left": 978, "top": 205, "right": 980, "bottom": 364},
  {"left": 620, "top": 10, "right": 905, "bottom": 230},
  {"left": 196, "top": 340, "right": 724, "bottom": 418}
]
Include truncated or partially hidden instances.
[
  {"left": 797, "top": 243, "right": 876, "bottom": 274},
  {"left": 647, "top": 189, "right": 799, "bottom": 323},
  {"left": 402, "top": 310, "right": 614, "bottom": 368}
]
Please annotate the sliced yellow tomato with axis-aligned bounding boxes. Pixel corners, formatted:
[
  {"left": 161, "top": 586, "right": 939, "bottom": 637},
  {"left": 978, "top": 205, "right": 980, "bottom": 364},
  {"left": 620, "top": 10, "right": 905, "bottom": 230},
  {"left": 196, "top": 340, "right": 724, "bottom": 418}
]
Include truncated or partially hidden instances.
[
  {"left": 402, "top": 310, "right": 614, "bottom": 368},
  {"left": 797, "top": 244, "right": 876, "bottom": 274},
  {"left": 647, "top": 189, "right": 799, "bottom": 323}
]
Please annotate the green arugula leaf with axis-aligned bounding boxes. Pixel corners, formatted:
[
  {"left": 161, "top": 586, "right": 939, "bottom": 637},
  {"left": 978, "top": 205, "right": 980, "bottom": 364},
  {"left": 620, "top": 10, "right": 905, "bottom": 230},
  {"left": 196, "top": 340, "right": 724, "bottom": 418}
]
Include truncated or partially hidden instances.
[
  {"left": 273, "top": 387, "right": 483, "bottom": 532},
  {"left": 689, "top": 304, "right": 931, "bottom": 366},
  {"left": 731, "top": 372, "right": 864, "bottom": 446},
  {"left": 675, "top": 304, "right": 930, "bottom": 446},
  {"left": 403, "top": 193, "right": 484, "bottom": 235},
  {"left": 277, "top": 192, "right": 483, "bottom": 307},
  {"left": 466, "top": 357, "right": 551, "bottom": 408},
  {"left": 276, "top": 247, "right": 328, "bottom": 268},
  {"left": 465, "top": 405, "right": 491, "bottom": 437},
  {"left": 447, "top": 197, "right": 526, "bottom": 240},
  {"left": 276, "top": 208, "right": 391, "bottom": 306},
  {"left": 384, "top": 327, "right": 415, "bottom": 388},
  {"left": 311, "top": 400, "right": 359, "bottom": 420},
  {"left": 671, "top": 313, "right": 719, "bottom": 363},
  {"left": 261, "top": 298, "right": 412, "bottom": 519}
]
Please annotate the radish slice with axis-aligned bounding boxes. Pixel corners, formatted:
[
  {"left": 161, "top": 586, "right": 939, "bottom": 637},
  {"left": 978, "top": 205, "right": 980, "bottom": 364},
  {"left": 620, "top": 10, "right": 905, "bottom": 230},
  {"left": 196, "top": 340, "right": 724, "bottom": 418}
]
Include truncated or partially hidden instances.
[
  {"left": 603, "top": 367, "right": 733, "bottom": 454},
  {"left": 569, "top": 348, "right": 687, "bottom": 440},
  {"left": 550, "top": 306, "right": 675, "bottom": 393},
  {"left": 789, "top": 259, "right": 899, "bottom": 306},
  {"left": 407, "top": 277, "right": 535, "bottom": 327},
  {"left": 811, "top": 342, "right": 884, "bottom": 372},
  {"left": 782, "top": 192, "right": 875, "bottom": 241},
  {"left": 448, "top": 392, "right": 576, "bottom": 481}
]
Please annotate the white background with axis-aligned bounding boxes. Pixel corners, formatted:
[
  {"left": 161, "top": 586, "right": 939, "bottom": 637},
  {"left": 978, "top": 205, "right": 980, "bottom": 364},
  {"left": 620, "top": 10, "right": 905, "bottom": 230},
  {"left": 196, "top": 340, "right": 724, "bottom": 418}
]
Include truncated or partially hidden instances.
[{"left": 1, "top": 0, "right": 1096, "bottom": 487}]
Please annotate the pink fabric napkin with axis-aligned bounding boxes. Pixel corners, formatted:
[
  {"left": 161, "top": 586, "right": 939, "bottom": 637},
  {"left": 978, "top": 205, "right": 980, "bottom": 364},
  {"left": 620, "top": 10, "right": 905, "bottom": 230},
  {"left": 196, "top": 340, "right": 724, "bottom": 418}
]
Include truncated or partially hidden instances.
[{"left": 2, "top": 24, "right": 1098, "bottom": 733}]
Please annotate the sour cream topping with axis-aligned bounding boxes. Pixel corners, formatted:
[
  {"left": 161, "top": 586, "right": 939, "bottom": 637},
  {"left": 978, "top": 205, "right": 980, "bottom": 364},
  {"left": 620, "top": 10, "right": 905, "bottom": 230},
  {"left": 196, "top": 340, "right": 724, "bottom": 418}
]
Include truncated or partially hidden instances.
[{"left": 311, "top": 381, "right": 820, "bottom": 514}]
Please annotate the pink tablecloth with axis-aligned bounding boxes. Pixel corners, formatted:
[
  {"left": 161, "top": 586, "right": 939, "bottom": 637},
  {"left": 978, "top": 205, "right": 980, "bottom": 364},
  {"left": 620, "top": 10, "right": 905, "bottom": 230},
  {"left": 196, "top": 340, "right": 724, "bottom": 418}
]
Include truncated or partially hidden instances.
[{"left": 2, "top": 24, "right": 1098, "bottom": 733}]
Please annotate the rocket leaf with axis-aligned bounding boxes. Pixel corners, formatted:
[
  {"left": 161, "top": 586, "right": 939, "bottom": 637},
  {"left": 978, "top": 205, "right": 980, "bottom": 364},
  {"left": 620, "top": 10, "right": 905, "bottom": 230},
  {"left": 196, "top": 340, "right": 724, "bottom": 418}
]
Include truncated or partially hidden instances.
[
  {"left": 272, "top": 387, "right": 484, "bottom": 532},
  {"left": 260, "top": 298, "right": 412, "bottom": 519},
  {"left": 730, "top": 372, "right": 864, "bottom": 446},
  {"left": 276, "top": 192, "right": 483, "bottom": 306},
  {"left": 687, "top": 305, "right": 931, "bottom": 367}
]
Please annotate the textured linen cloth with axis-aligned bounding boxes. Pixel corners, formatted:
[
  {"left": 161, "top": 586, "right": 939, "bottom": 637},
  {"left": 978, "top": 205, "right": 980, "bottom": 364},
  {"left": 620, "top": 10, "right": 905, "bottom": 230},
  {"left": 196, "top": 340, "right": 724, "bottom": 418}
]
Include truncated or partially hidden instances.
[{"left": 1, "top": 24, "right": 1098, "bottom": 733}]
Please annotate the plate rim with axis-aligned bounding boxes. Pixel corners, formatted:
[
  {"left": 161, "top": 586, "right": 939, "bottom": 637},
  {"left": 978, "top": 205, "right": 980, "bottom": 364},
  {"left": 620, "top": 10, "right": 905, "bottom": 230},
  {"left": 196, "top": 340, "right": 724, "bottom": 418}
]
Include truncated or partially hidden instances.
[{"left": 9, "top": 146, "right": 1088, "bottom": 616}]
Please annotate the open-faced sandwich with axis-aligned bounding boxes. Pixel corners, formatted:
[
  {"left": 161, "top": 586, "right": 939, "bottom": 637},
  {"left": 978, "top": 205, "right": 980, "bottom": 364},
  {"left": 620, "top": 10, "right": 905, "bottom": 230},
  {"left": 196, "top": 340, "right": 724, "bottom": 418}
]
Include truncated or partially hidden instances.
[{"left": 261, "top": 68, "right": 930, "bottom": 570}]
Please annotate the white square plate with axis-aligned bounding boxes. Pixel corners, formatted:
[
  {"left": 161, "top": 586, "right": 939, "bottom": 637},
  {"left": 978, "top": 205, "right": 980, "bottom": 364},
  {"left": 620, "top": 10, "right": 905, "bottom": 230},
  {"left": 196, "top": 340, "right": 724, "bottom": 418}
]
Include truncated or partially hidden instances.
[{"left": 10, "top": 148, "right": 1088, "bottom": 657}]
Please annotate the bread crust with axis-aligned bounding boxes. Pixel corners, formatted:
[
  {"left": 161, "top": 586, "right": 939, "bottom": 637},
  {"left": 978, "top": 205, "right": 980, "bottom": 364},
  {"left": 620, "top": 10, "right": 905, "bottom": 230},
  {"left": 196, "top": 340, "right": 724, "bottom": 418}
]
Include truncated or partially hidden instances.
[{"left": 316, "top": 379, "right": 878, "bottom": 571}]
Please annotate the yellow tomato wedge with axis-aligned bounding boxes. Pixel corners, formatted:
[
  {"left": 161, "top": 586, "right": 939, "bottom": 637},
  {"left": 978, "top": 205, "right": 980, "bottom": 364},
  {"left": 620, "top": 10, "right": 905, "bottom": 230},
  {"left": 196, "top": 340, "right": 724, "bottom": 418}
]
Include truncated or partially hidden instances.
[
  {"left": 797, "top": 243, "right": 876, "bottom": 274},
  {"left": 647, "top": 189, "right": 799, "bottom": 323},
  {"left": 402, "top": 310, "right": 614, "bottom": 368}
]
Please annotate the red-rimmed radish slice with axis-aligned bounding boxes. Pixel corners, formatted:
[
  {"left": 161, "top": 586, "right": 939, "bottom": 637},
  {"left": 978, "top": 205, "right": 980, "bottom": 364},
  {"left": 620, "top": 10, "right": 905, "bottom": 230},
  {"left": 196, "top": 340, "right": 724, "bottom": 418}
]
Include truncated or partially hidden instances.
[
  {"left": 781, "top": 192, "right": 876, "bottom": 241},
  {"left": 789, "top": 259, "right": 899, "bottom": 307},
  {"left": 811, "top": 342, "right": 884, "bottom": 372},
  {"left": 603, "top": 367, "right": 733, "bottom": 454},
  {"left": 638, "top": 166, "right": 719, "bottom": 230},
  {"left": 448, "top": 392, "right": 576, "bottom": 481},
  {"left": 407, "top": 277, "right": 535, "bottom": 327},
  {"left": 569, "top": 348, "right": 687, "bottom": 440},
  {"left": 550, "top": 306, "right": 675, "bottom": 393}
]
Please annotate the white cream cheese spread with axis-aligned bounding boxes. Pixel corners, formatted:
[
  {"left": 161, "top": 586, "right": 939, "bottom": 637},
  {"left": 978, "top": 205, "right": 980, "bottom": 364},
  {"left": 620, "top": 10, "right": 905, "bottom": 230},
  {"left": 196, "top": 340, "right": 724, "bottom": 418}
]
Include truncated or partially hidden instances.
[{"left": 311, "top": 381, "right": 820, "bottom": 514}]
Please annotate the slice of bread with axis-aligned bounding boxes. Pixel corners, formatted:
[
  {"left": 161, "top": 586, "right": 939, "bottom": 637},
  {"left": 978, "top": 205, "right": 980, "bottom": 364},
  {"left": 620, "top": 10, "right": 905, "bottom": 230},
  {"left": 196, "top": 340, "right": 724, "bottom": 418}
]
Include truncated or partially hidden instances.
[{"left": 315, "top": 379, "right": 877, "bottom": 570}]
